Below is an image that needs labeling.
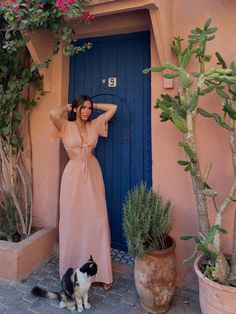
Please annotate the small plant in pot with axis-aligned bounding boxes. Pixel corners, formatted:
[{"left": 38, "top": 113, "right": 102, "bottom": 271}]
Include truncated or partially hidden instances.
[
  {"left": 143, "top": 19, "right": 236, "bottom": 313},
  {"left": 123, "top": 182, "right": 176, "bottom": 314}
]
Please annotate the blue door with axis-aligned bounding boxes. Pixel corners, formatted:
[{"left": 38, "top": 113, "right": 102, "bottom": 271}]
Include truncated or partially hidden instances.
[{"left": 69, "top": 31, "right": 152, "bottom": 251}]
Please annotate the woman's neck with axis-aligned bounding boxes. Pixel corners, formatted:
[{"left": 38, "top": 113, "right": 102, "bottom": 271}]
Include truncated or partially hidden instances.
[{"left": 76, "top": 117, "right": 86, "bottom": 128}]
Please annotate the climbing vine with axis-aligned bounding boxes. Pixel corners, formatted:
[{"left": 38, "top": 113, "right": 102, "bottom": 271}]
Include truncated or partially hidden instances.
[{"left": 0, "top": 0, "right": 94, "bottom": 241}]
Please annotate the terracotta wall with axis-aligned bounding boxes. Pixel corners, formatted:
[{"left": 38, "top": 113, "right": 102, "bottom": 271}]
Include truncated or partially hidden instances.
[
  {"left": 30, "top": 44, "right": 69, "bottom": 228},
  {"left": 29, "top": 0, "right": 236, "bottom": 290}
]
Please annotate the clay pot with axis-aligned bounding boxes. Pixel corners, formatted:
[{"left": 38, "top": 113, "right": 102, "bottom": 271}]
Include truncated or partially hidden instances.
[
  {"left": 134, "top": 237, "right": 176, "bottom": 314},
  {"left": 194, "top": 255, "right": 236, "bottom": 314}
]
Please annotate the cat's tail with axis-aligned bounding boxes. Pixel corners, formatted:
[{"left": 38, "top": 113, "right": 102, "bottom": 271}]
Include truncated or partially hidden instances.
[{"left": 31, "top": 286, "right": 61, "bottom": 300}]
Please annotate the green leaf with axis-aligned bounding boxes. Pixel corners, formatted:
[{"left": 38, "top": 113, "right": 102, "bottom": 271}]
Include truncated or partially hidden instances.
[
  {"left": 160, "top": 111, "right": 171, "bottom": 122},
  {"left": 182, "top": 49, "right": 192, "bottom": 68},
  {"left": 184, "top": 164, "right": 192, "bottom": 172},
  {"left": 192, "top": 72, "right": 200, "bottom": 77},
  {"left": 212, "top": 113, "right": 229, "bottom": 129},
  {"left": 178, "top": 160, "right": 190, "bottom": 166},
  {"left": 207, "top": 35, "right": 215, "bottom": 41},
  {"left": 216, "top": 69, "right": 232, "bottom": 75},
  {"left": 204, "top": 19, "right": 211, "bottom": 30},
  {"left": 197, "top": 107, "right": 213, "bottom": 118},
  {"left": 165, "top": 63, "right": 179, "bottom": 71},
  {"left": 218, "top": 227, "right": 227, "bottom": 234},
  {"left": 142, "top": 68, "right": 151, "bottom": 74},
  {"left": 12, "top": 111, "right": 21, "bottom": 122},
  {"left": 198, "top": 108, "right": 229, "bottom": 128},
  {"left": 172, "top": 105, "right": 186, "bottom": 119},
  {"left": 10, "top": 136, "right": 19, "bottom": 146},
  {"left": 215, "top": 52, "right": 227, "bottom": 69},
  {"left": 171, "top": 112, "right": 188, "bottom": 133},
  {"left": 163, "top": 73, "right": 179, "bottom": 79},
  {"left": 204, "top": 225, "right": 219, "bottom": 244},
  {"left": 3, "top": 127, "right": 11, "bottom": 136},
  {"left": 204, "top": 55, "right": 212, "bottom": 62},
  {"left": 199, "top": 86, "right": 214, "bottom": 96},
  {"left": 206, "top": 27, "right": 217, "bottom": 34},
  {"left": 223, "top": 102, "right": 236, "bottom": 119},
  {"left": 180, "top": 235, "right": 194, "bottom": 240},
  {"left": 159, "top": 102, "right": 171, "bottom": 112},
  {"left": 150, "top": 66, "right": 167, "bottom": 72},
  {"left": 222, "top": 76, "right": 236, "bottom": 84},
  {"left": 180, "top": 235, "right": 201, "bottom": 243}
]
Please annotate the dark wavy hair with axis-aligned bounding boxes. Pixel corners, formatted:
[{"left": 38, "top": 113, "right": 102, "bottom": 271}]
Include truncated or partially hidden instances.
[{"left": 68, "top": 95, "right": 94, "bottom": 121}]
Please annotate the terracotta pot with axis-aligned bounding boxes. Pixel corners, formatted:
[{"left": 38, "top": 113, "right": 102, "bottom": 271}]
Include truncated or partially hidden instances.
[
  {"left": 194, "top": 255, "right": 236, "bottom": 314},
  {"left": 134, "top": 237, "right": 176, "bottom": 314}
]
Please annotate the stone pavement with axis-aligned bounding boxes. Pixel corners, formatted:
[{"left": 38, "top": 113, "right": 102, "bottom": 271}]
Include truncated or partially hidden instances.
[{"left": 0, "top": 256, "right": 201, "bottom": 314}]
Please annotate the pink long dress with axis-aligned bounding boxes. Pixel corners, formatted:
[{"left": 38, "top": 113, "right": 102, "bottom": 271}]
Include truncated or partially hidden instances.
[{"left": 57, "top": 113, "right": 113, "bottom": 284}]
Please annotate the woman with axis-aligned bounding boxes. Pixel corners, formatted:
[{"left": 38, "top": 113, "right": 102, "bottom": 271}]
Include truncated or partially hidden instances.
[{"left": 50, "top": 95, "right": 117, "bottom": 290}]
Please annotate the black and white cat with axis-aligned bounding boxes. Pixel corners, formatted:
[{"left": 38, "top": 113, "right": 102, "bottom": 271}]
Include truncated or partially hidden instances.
[{"left": 31, "top": 255, "right": 98, "bottom": 312}]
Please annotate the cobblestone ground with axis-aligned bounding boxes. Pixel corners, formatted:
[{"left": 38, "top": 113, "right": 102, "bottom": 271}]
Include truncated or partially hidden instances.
[{"left": 0, "top": 256, "right": 201, "bottom": 314}]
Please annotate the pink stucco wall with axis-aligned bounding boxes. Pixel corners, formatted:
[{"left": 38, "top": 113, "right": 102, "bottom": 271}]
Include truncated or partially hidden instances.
[{"left": 29, "top": 0, "right": 236, "bottom": 290}]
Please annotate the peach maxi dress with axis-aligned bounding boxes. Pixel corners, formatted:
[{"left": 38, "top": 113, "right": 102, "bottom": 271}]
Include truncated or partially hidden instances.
[{"left": 57, "top": 113, "right": 113, "bottom": 284}]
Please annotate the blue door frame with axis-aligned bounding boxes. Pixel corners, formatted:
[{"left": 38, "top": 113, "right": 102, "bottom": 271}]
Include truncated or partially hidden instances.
[{"left": 69, "top": 31, "right": 152, "bottom": 251}]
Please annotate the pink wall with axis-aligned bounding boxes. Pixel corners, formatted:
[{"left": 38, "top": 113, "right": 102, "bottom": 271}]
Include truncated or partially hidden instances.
[
  {"left": 30, "top": 47, "right": 69, "bottom": 228},
  {"left": 28, "top": 0, "right": 236, "bottom": 290}
]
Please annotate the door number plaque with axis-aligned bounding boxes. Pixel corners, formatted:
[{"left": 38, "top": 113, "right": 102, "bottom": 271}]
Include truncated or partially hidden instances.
[{"left": 108, "top": 77, "right": 117, "bottom": 87}]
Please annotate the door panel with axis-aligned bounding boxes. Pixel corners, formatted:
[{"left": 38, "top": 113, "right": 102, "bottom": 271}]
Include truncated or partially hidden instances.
[{"left": 69, "top": 32, "right": 152, "bottom": 251}]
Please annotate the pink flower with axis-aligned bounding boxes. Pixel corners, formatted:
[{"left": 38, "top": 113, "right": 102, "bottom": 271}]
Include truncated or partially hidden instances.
[
  {"left": 55, "top": 0, "right": 64, "bottom": 7},
  {"left": 17, "top": 16, "right": 21, "bottom": 22},
  {"left": 82, "top": 11, "right": 95, "bottom": 21},
  {"left": 60, "top": 5, "right": 69, "bottom": 12},
  {"left": 67, "top": 0, "right": 76, "bottom": 4},
  {"left": 38, "top": 3, "right": 44, "bottom": 9},
  {"left": 13, "top": 5, "right": 20, "bottom": 11}
]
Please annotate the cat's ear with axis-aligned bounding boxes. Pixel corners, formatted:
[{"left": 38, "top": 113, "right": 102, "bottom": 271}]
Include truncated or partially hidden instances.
[{"left": 89, "top": 255, "right": 93, "bottom": 262}]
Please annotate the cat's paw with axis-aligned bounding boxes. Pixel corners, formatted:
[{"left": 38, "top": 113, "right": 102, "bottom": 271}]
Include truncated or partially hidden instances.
[
  {"left": 84, "top": 302, "right": 91, "bottom": 309},
  {"left": 59, "top": 301, "right": 66, "bottom": 308},
  {"left": 77, "top": 306, "right": 84, "bottom": 312}
]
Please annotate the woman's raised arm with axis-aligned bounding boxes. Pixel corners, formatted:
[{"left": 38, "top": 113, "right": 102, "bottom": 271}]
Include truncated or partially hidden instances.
[
  {"left": 94, "top": 103, "right": 117, "bottom": 122},
  {"left": 49, "top": 104, "right": 71, "bottom": 130}
]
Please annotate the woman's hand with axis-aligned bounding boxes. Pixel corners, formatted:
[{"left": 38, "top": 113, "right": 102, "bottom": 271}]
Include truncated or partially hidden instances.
[
  {"left": 50, "top": 104, "right": 72, "bottom": 130},
  {"left": 66, "top": 104, "right": 72, "bottom": 112}
]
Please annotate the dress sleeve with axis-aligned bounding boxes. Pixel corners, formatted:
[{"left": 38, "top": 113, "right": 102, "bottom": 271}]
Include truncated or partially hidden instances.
[
  {"left": 51, "top": 119, "right": 66, "bottom": 141},
  {"left": 93, "top": 113, "right": 109, "bottom": 137}
]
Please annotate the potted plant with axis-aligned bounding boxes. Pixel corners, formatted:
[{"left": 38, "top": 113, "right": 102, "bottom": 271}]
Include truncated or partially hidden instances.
[
  {"left": 123, "top": 182, "right": 176, "bottom": 314},
  {"left": 143, "top": 19, "right": 236, "bottom": 313}
]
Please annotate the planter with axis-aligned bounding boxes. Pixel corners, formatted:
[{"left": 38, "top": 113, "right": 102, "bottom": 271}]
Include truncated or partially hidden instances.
[
  {"left": 194, "top": 255, "right": 236, "bottom": 314},
  {"left": 134, "top": 237, "right": 176, "bottom": 314},
  {"left": 0, "top": 226, "right": 57, "bottom": 281}
]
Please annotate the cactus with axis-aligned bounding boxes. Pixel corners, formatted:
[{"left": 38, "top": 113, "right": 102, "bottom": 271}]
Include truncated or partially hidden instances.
[{"left": 144, "top": 19, "right": 236, "bottom": 285}]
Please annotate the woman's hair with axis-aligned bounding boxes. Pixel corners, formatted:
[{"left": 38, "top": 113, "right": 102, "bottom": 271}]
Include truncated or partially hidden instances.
[{"left": 68, "top": 95, "right": 94, "bottom": 121}]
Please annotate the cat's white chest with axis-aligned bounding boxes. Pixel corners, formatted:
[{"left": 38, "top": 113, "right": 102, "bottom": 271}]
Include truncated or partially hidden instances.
[{"left": 76, "top": 271, "right": 92, "bottom": 293}]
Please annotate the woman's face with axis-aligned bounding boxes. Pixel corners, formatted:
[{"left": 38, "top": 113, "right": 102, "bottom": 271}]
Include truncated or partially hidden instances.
[{"left": 77, "top": 100, "right": 92, "bottom": 121}]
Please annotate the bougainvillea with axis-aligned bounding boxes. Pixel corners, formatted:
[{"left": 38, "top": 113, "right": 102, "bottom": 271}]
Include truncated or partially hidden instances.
[
  {"left": 0, "top": 0, "right": 94, "bottom": 240},
  {"left": 0, "top": 0, "right": 94, "bottom": 58}
]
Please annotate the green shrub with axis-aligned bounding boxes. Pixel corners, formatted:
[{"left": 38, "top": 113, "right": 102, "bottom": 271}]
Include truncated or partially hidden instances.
[{"left": 123, "top": 182, "right": 172, "bottom": 258}]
